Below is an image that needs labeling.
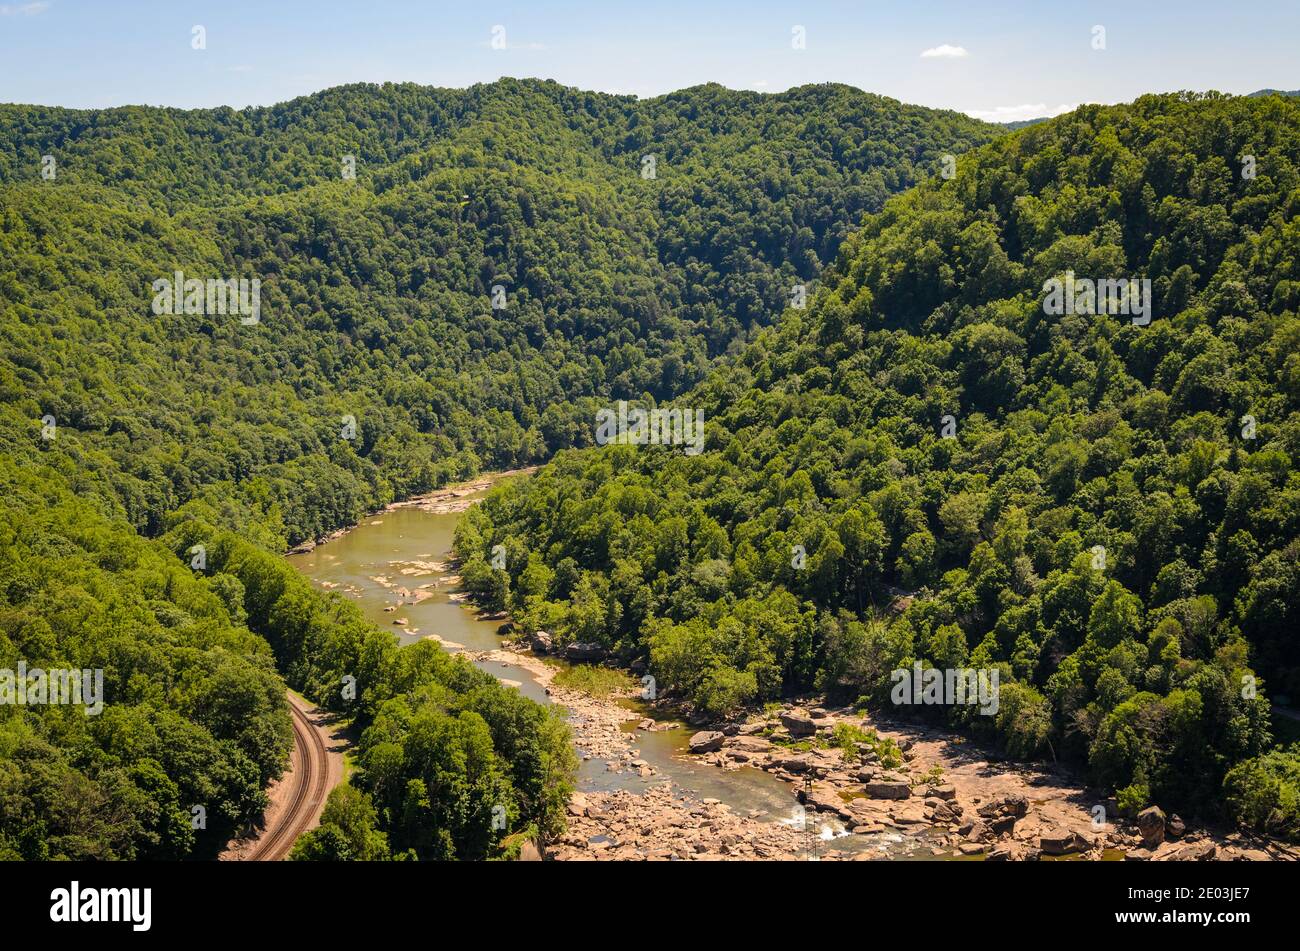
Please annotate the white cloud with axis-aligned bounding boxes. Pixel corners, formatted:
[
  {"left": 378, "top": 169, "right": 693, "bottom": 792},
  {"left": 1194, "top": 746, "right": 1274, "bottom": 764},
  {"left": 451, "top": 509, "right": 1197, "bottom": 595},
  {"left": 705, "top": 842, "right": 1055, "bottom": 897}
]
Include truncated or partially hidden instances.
[
  {"left": 963, "top": 102, "right": 1079, "bottom": 123},
  {"left": 0, "top": 2, "right": 51, "bottom": 15},
  {"left": 920, "top": 44, "right": 968, "bottom": 59}
]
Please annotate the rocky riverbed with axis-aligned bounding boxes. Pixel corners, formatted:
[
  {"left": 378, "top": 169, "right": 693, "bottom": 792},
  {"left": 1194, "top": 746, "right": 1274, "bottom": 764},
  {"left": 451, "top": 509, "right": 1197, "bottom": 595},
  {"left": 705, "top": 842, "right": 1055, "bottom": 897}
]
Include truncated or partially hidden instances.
[
  {"left": 683, "top": 702, "right": 1298, "bottom": 862},
  {"left": 481, "top": 643, "right": 1298, "bottom": 861},
  {"left": 385, "top": 467, "right": 538, "bottom": 515},
  {"left": 469, "top": 647, "right": 813, "bottom": 859}
]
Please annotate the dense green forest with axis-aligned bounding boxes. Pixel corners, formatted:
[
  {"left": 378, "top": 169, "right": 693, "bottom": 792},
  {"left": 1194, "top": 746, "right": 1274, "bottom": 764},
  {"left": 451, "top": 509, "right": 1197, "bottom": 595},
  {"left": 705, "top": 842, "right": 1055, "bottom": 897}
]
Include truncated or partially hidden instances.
[
  {"left": 0, "top": 80, "right": 995, "bottom": 859},
  {"left": 462, "top": 91, "right": 1300, "bottom": 836},
  {"left": 1, "top": 79, "right": 995, "bottom": 547}
]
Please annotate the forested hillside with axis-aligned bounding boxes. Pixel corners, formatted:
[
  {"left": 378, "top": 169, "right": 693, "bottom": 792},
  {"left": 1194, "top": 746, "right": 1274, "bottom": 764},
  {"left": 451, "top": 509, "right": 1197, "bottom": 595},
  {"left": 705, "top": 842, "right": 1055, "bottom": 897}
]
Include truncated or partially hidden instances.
[
  {"left": 1, "top": 79, "right": 995, "bottom": 548},
  {"left": 464, "top": 91, "right": 1300, "bottom": 835},
  {"left": 0, "top": 80, "right": 996, "bottom": 859}
]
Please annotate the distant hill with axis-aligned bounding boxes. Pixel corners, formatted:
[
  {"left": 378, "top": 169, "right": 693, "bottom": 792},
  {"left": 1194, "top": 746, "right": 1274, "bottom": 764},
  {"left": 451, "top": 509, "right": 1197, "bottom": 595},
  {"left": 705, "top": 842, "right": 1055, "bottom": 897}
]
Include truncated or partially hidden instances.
[
  {"left": 0, "top": 79, "right": 999, "bottom": 545},
  {"left": 1001, "top": 116, "right": 1052, "bottom": 129}
]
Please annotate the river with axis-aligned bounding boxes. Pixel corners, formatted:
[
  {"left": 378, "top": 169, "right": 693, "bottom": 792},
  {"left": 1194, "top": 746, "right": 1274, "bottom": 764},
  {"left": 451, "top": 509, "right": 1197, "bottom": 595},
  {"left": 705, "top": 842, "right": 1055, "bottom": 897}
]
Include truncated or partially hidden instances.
[{"left": 287, "top": 478, "right": 886, "bottom": 857}]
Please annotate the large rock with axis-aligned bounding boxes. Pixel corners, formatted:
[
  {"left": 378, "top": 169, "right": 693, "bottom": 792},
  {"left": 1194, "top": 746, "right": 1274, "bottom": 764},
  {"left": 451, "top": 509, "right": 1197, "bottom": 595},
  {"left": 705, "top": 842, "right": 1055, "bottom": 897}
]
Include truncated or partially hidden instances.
[
  {"left": 977, "top": 794, "right": 1029, "bottom": 821},
  {"left": 1039, "top": 828, "right": 1090, "bottom": 856},
  {"left": 1137, "top": 806, "right": 1166, "bottom": 847},
  {"left": 1166, "top": 814, "right": 1186, "bottom": 840},
  {"left": 864, "top": 781, "right": 912, "bottom": 800},
  {"left": 987, "top": 842, "right": 1040, "bottom": 861},
  {"left": 565, "top": 641, "right": 607, "bottom": 662},
  {"left": 779, "top": 710, "right": 818, "bottom": 737},
  {"left": 771, "top": 754, "right": 812, "bottom": 773},
  {"left": 806, "top": 787, "right": 855, "bottom": 821},
  {"left": 530, "top": 630, "right": 554, "bottom": 654},
  {"left": 924, "top": 798, "right": 962, "bottom": 823},
  {"left": 688, "top": 731, "right": 725, "bottom": 754},
  {"left": 959, "top": 818, "right": 990, "bottom": 842},
  {"left": 977, "top": 794, "right": 1028, "bottom": 837}
]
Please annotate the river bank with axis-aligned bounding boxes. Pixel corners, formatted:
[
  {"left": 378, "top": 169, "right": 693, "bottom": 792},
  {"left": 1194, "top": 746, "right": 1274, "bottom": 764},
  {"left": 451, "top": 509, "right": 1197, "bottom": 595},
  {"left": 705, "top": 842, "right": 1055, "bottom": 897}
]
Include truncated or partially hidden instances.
[
  {"left": 477, "top": 641, "right": 1297, "bottom": 861},
  {"left": 468, "top": 647, "right": 807, "bottom": 859}
]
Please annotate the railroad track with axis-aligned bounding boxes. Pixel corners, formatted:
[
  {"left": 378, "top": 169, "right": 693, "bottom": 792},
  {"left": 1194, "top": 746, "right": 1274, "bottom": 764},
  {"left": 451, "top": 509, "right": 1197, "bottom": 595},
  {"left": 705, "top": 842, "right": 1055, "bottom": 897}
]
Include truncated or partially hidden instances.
[{"left": 247, "top": 695, "right": 331, "bottom": 861}]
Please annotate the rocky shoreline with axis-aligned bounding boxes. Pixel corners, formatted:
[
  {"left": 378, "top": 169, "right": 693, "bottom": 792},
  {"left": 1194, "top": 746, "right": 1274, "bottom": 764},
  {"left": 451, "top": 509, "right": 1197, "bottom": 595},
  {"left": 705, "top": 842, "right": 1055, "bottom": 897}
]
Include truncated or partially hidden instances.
[
  {"left": 468, "top": 647, "right": 807, "bottom": 860},
  {"left": 384, "top": 466, "right": 537, "bottom": 515},
  {"left": 682, "top": 702, "right": 1298, "bottom": 862},
  {"left": 477, "top": 645, "right": 1298, "bottom": 861}
]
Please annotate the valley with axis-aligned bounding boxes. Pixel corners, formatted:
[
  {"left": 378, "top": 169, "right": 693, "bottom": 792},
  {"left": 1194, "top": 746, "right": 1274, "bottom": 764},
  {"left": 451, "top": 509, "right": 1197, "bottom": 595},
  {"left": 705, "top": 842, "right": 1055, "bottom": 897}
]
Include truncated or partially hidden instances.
[{"left": 2, "top": 76, "right": 1298, "bottom": 867}]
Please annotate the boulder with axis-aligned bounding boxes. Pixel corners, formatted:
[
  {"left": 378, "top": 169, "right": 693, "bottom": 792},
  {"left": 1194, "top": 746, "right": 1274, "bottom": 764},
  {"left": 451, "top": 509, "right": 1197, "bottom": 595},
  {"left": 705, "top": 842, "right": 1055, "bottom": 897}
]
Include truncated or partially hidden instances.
[
  {"left": 530, "top": 630, "right": 554, "bottom": 654},
  {"left": 771, "top": 754, "right": 812, "bottom": 773},
  {"left": 988, "top": 815, "right": 1018, "bottom": 836},
  {"left": 1166, "top": 814, "right": 1186, "bottom": 840},
  {"left": 976, "top": 793, "right": 1029, "bottom": 821},
  {"left": 1180, "top": 842, "right": 1217, "bottom": 861},
  {"left": 855, "top": 744, "right": 880, "bottom": 763},
  {"left": 1039, "top": 828, "right": 1090, "bottom": 856},
  {"left": 961, "top": 820, "right": 990, "bottom": 842},
  {"left": 1137, "top": 806, "right": 1166, "bottom": 847},
  {"left": 977, "top": 794, "right": 1028, "bottom": 837},
  {"left": 565, "top": 641, "right": 607, "bottom": 662},
  {"left": 925, "top": 799, "right": 962, "bottom": 823},
  {"left": 987, "top": 842, "right": 1039, "bottom": 861},
  {"left": 864, "top": 781, "right": 912, "bottom": 800},
  {"left": 779, "top": 711, "right": 817, "bottom": 737},
  {"left": 927, "top": 783, "right": 957, "bottom": 801},
  {"left": 687, "top": 731, "right": 725, "bottom": 754}
]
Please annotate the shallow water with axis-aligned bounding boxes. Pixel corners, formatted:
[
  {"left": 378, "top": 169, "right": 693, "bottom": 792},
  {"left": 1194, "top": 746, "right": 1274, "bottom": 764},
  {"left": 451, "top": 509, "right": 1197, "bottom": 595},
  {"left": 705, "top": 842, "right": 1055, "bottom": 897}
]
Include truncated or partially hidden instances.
[{"left": 287, "top": 500, "right": 550, "bottom": 705}]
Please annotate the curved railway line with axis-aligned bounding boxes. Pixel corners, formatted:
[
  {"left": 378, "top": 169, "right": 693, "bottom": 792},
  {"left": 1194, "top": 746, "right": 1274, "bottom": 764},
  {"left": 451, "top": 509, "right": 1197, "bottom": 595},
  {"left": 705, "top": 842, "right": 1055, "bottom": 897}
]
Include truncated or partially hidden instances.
[{"left": 246, "top": 694, "right": 333, "bottom": 861}]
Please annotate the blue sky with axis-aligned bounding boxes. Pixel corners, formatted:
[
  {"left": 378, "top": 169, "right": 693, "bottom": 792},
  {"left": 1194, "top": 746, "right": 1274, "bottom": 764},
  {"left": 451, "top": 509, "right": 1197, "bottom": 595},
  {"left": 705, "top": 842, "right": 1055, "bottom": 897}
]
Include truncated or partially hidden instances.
[{"left": 1, "top": 1, "right": 1296, "bottom": 119}]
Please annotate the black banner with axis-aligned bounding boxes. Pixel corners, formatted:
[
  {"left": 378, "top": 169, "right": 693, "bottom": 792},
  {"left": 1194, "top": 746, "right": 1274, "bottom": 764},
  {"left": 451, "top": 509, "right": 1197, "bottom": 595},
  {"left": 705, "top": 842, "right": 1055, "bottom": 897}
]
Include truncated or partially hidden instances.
[{"left": 1, "top": 858, "right": 1279, "bottom": 939}]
